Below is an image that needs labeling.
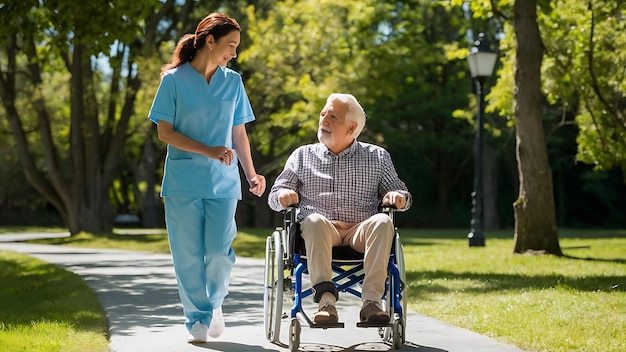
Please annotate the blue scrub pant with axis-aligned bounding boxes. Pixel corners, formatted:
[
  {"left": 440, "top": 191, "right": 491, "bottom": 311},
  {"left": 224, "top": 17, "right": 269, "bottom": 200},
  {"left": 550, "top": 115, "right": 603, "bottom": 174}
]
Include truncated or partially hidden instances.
[{"left": 164, "top": 197, "right": 238, "bottom": 331}]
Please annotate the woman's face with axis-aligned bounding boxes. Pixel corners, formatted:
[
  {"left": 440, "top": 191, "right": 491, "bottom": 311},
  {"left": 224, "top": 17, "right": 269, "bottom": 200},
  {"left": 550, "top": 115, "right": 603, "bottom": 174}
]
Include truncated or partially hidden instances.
[{"left": 208, "top": 30, "right": 240, "bottom": 67}]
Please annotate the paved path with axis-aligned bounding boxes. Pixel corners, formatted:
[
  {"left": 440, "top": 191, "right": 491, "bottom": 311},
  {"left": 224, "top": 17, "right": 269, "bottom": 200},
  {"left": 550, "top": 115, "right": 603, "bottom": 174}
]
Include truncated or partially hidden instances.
[{"left": 0, "top": 233, "right": 526, "bottom": 352}]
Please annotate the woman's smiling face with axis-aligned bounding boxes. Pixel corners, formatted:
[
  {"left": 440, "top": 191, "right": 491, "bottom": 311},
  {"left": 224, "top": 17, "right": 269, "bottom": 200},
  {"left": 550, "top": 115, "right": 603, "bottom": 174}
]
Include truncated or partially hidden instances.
[{"left": 208, "top": 30, "right": 240, "bottom": 67}]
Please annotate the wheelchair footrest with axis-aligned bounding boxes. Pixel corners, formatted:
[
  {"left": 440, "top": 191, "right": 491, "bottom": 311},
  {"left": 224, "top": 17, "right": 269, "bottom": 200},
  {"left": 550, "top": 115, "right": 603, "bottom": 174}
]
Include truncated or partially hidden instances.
[
  {"left": 310, "top": 322, "right": 345, "bottom": 329},
  {"left": 356, "top": 321, "right": 392, "bottom": 328}
]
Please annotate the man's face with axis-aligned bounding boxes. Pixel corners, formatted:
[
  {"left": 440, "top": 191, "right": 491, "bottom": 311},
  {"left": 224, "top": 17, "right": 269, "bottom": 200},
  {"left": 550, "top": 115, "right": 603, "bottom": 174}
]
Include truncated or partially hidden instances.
[{"left": 317, "top": 98, "right": 356, "bottom": 154}]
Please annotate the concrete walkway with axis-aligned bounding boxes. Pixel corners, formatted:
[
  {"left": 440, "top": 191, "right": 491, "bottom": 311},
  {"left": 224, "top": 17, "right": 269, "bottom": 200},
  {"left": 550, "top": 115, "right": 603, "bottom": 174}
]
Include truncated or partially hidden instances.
[{"left": 0, "top": 233, "right": 526, "bottom": 352}]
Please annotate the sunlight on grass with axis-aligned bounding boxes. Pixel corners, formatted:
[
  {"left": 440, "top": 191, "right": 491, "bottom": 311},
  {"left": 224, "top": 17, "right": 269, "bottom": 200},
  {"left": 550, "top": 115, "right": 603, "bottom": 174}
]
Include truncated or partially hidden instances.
[
  {"left": 402, "top": 231, "right": 626, "bottom": 352},
  {"left": 0, "top": 320, "right": 107, "bottom": 352},
  {"left": 0, "top": 251, "right": 108, "bottom": 352},
  {"left": 22, "top": 229, "right": 171, "bottom": 253},
  {"left": 0, "top": 226, "right": 67, "bottom": 234}
]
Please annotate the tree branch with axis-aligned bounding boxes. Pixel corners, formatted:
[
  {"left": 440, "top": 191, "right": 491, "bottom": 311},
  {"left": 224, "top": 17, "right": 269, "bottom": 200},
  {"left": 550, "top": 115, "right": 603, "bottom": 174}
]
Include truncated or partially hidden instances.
[{"left": 586, "top": 2, "right": 623, "bottom": 130}]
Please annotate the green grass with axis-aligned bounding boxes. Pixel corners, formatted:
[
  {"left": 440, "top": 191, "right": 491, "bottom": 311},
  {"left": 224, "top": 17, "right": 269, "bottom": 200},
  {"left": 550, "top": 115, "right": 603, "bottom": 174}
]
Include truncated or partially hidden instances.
[
  {"left": 1, "top": 226, "right": 625, "bottom": 352},
  {"left": 401, "top": 229, "right": 626, "bottom": 352},
  {"left": 21, "top": 228, "right": 172, "bottom": 253},
  {"left": 0, "top": 227, "right": 67, "bottom": 234},
  {"left": 0, "top": 250, "right": 109, "bottom": 352}
]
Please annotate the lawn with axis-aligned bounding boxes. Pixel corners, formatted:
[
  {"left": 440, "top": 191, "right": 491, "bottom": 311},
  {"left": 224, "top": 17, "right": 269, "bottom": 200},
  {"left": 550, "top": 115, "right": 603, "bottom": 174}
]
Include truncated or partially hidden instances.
[
  {"left": 0, "top": 250, "right": 109, "bottom": 352},
  {"left": 398, "top": 228, "right": 626, "bottom": 352},
  {"left": 1, "top": 226, "right": 625, "bottom": 352}
]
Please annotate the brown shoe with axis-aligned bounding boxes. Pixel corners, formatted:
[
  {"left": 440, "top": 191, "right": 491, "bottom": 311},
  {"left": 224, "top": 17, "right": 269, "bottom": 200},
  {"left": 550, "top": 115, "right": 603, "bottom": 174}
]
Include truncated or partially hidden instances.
[
  {"left": 360, "top": 300, "right": 389, "bottom": 323},
  {"left": 313, "top": 303, "right": 339, "bottom": 324}
]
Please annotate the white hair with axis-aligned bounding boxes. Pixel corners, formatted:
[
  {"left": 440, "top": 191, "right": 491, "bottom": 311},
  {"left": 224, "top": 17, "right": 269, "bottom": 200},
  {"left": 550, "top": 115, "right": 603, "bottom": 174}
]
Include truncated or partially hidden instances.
[{"left": 327, "top": 93, "right": 366, "bottom": 138}]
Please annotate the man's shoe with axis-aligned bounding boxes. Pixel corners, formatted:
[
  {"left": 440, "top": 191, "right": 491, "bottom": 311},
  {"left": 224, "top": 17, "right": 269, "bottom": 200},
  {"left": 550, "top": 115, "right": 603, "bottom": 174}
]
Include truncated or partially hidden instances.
[
  {"left": 359, "top": 300, "right": 390, "bottom": 323},
  {"left": 313, "top": 303, "right": 339, "bottom": 324},
  {"left": 208, "top": 307, "right": 225, "bottom": 338},
  {"left": 187, "top": 321, "right": 208, "bottom": 343}
]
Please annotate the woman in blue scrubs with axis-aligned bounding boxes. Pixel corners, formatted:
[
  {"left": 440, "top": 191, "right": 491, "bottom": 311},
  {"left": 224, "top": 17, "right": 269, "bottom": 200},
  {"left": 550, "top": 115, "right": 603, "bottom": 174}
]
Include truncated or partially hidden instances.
[{"left": 148, "top": 12, "right": 266, "bottom": 344}]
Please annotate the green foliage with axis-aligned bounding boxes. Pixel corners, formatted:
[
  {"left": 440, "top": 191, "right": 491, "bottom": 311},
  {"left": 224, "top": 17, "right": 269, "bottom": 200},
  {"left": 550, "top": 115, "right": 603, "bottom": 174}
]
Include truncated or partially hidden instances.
[
  {"left": 540, "top": 0, "right": 626, "bottom": 174},
  {"left": 486, "top": 22, "right": 515, "bottom": 125},
  {"left": 486, "top": 0, "right": 626, "bottom": 174},
  {"left": 239, "top": 0, "right": 380, "bottom": 170},
  {"left": 2, "top": 0, "right": 625, "bottom": 231}
]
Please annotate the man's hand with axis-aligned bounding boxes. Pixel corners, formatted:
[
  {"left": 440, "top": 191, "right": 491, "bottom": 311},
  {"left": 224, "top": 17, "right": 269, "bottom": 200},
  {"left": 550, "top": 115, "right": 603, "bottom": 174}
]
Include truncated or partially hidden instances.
[
  {"left": 278, "top": 190, "right": 299, "bottom": 208},
  {"left": 382, "top": 191, "right": 406, "bottom": 209}
]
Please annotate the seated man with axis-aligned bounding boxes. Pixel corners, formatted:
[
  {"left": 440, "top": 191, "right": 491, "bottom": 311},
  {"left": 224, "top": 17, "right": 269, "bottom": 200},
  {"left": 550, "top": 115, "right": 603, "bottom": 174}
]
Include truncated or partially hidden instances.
[{"left": 267, "top": 93, "right": 411, "bottom": 325}]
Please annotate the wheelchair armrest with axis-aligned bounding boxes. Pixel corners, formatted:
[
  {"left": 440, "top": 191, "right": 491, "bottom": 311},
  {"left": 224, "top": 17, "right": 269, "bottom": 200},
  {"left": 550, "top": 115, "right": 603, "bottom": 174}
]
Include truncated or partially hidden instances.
[
  {"left": 282, "top": 206, "right": 298, "bottom": 228},
  {"left": 279, "top": 206, "right": 301, "bottom": 260}
]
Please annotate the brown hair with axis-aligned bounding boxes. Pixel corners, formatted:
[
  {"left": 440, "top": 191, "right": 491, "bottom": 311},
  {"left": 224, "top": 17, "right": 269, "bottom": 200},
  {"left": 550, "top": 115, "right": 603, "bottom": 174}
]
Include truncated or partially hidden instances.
[{"left": 161, "top": 13, "right": 241, "bottom": 76}]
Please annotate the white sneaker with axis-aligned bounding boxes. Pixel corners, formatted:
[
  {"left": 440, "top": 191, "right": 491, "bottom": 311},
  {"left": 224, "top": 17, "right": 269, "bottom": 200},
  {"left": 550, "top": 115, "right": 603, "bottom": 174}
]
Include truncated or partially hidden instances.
[
  {"left": 208, "top": 307, "right": 225, "bottom": 338},
  {"left": 187, "top": 321, "right": 208, "bottom": 343}
]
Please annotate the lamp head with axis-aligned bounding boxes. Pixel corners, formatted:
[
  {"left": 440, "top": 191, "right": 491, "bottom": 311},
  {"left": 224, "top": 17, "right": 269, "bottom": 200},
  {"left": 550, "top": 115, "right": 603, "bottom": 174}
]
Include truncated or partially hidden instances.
[{"left": 467, "top": 33, "right": 497, "bottom": 78}]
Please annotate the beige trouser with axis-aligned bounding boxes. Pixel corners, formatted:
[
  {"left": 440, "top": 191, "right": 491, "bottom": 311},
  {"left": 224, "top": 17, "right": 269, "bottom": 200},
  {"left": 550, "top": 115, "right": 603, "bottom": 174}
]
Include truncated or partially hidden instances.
[{"left": 300, "top": 213, "right": 394, "bottom": 302}]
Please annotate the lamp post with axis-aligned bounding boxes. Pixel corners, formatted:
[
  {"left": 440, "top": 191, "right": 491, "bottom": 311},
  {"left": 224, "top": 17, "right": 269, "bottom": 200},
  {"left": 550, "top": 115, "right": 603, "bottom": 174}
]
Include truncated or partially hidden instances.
[{"left": 466, "top": 32, "right": 497, "bottom": 247}]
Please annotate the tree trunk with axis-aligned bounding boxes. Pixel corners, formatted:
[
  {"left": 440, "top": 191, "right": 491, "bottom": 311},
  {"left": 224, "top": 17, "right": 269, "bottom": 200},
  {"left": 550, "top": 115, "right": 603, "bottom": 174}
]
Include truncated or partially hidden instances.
[
  {"left": 140, "top": 129, "right": 165, "bottom": 228},
  {"left": 512, "top": 0, "right": 562, "bottom": 255}
]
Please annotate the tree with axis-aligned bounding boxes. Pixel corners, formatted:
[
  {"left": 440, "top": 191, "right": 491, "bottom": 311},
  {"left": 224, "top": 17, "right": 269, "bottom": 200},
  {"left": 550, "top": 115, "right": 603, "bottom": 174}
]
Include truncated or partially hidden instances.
[
  {"left": 540, "top": 0, "right": 626, "bottom": 178},
  {"left": 511, "top": 0, "right": 562, "bottom": 254},
  {"left": 0, "top": 0, "right": 198, "bottom": 234}
]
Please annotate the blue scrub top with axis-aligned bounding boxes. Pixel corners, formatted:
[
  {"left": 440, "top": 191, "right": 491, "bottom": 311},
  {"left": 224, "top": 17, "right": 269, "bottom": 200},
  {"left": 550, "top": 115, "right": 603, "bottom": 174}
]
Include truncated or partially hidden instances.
[{"left": 148, "top": 63, "right": 255, "bottom": 199}]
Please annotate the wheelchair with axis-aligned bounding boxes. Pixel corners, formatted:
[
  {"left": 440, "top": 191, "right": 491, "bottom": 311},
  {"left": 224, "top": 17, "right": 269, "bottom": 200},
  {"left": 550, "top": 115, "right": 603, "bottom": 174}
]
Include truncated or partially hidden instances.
[{"left": 263, "top": 206, "right": 407, "bottom": 351}]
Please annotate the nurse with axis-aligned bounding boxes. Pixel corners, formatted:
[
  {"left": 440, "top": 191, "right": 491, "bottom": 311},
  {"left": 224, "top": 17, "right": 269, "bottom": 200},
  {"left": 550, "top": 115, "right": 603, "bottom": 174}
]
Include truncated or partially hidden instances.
[{"left": 148, "top": 12, "right": 266, "bottom": 344}]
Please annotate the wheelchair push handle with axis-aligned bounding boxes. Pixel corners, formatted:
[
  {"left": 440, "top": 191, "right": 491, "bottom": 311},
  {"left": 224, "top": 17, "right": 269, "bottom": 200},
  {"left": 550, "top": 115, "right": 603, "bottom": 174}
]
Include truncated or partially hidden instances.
[{"left": 379, "top": 203, "right": 398, "bottom": 213}]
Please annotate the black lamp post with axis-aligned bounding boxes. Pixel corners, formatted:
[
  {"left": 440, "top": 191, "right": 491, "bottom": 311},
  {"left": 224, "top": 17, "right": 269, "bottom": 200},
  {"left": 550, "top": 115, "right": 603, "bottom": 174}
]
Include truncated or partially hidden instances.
[{"left": 466, "top": 32, "right": 497, "bottom": 247}]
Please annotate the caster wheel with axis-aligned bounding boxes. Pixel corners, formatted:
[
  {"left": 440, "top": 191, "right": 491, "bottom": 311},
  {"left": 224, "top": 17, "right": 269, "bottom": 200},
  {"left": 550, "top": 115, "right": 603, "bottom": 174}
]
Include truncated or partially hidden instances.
[
  {"left": 289, "top": 318, "right": 301, "bottom": 352},
  {"left": 393, "top": 318, "right": 404, "bottom": 349}
]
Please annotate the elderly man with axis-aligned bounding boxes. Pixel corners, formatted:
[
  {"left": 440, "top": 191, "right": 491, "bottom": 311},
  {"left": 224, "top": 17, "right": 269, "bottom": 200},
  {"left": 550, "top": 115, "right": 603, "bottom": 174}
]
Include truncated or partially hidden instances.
[{"left": 267, "top": 93, "right": 411, "bottom": 325}]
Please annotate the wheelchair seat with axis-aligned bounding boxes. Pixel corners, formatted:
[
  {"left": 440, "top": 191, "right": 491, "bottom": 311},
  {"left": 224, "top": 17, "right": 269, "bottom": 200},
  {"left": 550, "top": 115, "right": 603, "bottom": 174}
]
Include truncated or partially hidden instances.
[{"left": 289, "top": 221, "right": 365, "bottom": 261}]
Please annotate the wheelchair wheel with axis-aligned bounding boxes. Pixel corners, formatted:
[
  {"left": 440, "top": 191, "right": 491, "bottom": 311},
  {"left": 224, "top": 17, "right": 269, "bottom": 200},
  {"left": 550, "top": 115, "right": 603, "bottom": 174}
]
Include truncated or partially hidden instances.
[
  {"left": 263, "top": 230, "right": 284, "bottom": 343},
  {"left": 288, "top": 318, "right": 301, "bottom": 352},
  {"left": 380, "top": 235, "right": 408, "bottom": 346},
  {"left": 396, "top": 238, "right": 407, "bottom": 344}
]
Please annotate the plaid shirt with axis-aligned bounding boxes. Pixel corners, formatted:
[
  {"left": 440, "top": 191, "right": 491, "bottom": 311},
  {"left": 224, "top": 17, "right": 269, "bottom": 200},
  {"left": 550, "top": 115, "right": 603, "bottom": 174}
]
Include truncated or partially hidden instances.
[{"left": 268, "top": 140, "right": 412, "bottom": 223}]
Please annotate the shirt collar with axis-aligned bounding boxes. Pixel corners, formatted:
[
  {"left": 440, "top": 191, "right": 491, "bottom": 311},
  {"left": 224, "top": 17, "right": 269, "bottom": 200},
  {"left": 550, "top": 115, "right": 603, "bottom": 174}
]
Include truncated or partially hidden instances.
[{"left": 319, "top": 139, "right": 358, "bottom": 158}]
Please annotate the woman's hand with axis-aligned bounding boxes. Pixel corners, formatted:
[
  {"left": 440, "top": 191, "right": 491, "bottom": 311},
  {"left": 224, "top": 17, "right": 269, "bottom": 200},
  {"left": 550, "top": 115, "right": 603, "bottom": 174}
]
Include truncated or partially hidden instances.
[
  {"left": 248, "top": 174, "right": 266, "bottom": 197},
  {"left": 210, "top": 146, "right": 234, "bottom": 166}
]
